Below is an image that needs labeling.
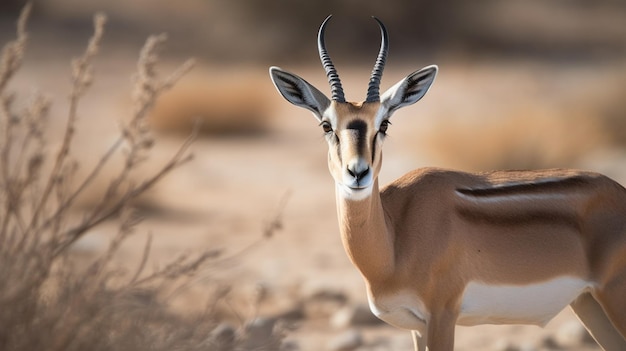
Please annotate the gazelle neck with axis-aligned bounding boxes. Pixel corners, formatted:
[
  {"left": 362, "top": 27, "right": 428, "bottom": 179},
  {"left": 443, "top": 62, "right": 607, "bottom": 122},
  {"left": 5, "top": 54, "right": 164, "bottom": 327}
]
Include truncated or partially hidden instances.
[{"left": 335, "top": 180, "right": 395, "bottom": 284}]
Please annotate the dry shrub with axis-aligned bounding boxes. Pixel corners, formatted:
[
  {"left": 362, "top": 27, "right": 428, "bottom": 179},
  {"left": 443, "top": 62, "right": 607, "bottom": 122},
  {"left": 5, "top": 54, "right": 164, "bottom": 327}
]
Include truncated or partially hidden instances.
[
  {"left": 0, "top": 6, "right": 285, "bottom": 351},
  {"left": 423, "top": 105, "right": 607, "bottom": 171},
  {"left": 148, "top": 68, "right": 275, "bottom": 137},
  {"left": 66, "top": 140, "right": 184, "bottom": 212}
]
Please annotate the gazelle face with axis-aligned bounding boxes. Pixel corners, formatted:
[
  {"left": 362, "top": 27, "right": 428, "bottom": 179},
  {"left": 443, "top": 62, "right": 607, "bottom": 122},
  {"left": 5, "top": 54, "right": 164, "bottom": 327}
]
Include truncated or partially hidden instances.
[
  {"left": 270, "top": 15, "right": 437, "bottom": 200},
  {"left": 321, "top": 101, "right": 387, "bottom": 199}
]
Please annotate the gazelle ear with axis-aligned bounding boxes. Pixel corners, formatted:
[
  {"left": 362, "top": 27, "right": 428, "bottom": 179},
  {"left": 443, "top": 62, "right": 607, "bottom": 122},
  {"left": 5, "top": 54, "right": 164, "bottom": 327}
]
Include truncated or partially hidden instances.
[
  {"left": 381, "top": 65, "right": 437, "bottom": 115},
  {"left": 269, "top": 66, "right": 330, "bottom": 120}
]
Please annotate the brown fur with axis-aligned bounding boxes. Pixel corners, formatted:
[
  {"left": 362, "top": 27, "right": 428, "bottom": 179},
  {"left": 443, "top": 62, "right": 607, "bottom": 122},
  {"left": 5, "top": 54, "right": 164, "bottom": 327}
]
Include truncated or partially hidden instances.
[{"left": 329, "top": 103, "right": 626, "bottom": 351}]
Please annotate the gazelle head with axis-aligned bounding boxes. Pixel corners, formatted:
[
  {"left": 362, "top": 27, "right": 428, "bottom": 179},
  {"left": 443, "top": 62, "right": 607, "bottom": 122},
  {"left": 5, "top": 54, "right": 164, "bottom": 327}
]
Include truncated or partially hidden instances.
[{"left": 270, "top": 15, "right": 437, "bottom": 200}]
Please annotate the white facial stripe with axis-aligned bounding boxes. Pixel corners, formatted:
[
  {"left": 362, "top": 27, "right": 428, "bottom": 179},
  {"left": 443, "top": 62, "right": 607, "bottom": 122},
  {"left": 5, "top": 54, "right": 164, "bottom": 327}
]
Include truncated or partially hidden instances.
[
  {"left": 459, "top": 277, "right": 592, "bottom": 327},
  {"left": 323, "top": 105, "right": 338, "bottom": 128},
  {"left": 374, "top": 104, "right": 388, "bottom": 127}
]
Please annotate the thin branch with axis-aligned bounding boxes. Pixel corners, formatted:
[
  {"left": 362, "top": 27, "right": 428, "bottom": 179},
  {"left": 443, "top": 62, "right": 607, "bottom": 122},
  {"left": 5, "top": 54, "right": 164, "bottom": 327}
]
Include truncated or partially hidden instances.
[
  {"left": 36, "top": 137, "right": 124, "bottom": 234},
  {"left": 130, "top": 248, "right": 220, "bottom": 289},
  {"left": 0, "top": 95, "right": 17, "bottom": 240},
  {"left": 12, "top": 94, "right": 50, "bottom": 182},
  {"left": 0, "top": 5, "right": 31, "bottom": 243},
  {"left": 27, "top": 13, "right": 106, "bottom": 233},
  {"left": 263, "top": 190, "right": 290, "bottom": 239},
  {"left": 52, "top": 133, "right": 195, "bottom": 257},
  {"left": 128, "top": 232, "right": 153, "bottom": 285},
  {"left": 0, "top": 3, "right": 30, "bottom": 92}
]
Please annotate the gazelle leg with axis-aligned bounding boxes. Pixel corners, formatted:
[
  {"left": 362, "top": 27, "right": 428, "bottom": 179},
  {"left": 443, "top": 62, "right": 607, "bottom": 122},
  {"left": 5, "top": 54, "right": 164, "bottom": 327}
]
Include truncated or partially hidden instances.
[
  {"left": 426, "top": 312, "right": 456, "bottom": 351},
  {"left": 570, "top": 292, "right": 626, "bottom": 350},
  {"left": 595, "top": 277, "right": 626, "bottom": 345},
  {"left": 412, "top": 330, "right": 427, "bottom": 351}
]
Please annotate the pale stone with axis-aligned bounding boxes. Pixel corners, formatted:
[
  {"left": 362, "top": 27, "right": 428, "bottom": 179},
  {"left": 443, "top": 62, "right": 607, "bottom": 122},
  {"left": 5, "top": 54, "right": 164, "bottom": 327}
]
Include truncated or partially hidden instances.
[{"left": 327, "top": 329, "right": 364, "bottom": 351}]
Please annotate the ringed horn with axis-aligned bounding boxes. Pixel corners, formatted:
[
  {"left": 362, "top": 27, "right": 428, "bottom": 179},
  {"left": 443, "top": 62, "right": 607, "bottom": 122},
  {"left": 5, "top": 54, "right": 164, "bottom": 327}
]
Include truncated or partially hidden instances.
[{"left": 317, "top": 15, "right": 389, "bottom": 103}]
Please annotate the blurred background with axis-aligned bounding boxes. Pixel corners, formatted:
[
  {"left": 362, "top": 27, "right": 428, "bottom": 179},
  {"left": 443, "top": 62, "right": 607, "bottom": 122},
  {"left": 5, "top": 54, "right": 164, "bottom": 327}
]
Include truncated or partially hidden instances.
[
  {"left": 2, "top": 0, "right": 625, "bottom": 172},
  {"left": 2, "top": 1, "right": 626, "bottom": 350},
  {"left": 3, "top": 0, "right": 625, "bottom": 62}
]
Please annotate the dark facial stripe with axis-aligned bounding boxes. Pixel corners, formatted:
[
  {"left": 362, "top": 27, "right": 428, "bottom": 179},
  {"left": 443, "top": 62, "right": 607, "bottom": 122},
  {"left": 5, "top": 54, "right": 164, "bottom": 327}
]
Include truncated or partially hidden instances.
[
  {"left": 333, "top": 133, "right": 341, "bottom": 163},
  {"left": 346, "top": 119, "right": 368, "bottom": 155},
  {"left": 372, "top": 133, "right": 377, "bottom": 162}
]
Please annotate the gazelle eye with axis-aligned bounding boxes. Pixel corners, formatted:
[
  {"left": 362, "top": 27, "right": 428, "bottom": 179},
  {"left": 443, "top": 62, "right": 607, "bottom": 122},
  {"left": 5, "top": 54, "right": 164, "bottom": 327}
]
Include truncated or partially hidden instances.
[
  {"left": 321, "top": 121, "right": 333, "bottom": 134},
  {"left": 379, "top": 120, "right": 391, "bottom": 134}
]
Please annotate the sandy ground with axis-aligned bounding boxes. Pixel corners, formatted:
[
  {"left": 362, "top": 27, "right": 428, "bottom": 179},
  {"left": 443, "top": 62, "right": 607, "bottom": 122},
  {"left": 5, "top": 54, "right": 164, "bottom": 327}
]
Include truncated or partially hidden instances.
[{"left": 12, "top": 45, "right": 625, "bottom": 350}]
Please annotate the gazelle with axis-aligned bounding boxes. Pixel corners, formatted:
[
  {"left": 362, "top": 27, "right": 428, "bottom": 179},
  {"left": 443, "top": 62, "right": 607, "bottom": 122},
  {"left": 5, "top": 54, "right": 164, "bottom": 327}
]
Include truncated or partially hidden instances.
[{"left": 269, "top": 15, "right": 626, "bottom": 351}]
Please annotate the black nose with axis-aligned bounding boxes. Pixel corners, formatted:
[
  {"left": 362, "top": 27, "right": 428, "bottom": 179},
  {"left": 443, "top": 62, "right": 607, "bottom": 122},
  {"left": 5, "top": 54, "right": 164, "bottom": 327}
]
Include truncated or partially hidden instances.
[{"left": 347, "top": 166, "right": 370, "bottom": 182}]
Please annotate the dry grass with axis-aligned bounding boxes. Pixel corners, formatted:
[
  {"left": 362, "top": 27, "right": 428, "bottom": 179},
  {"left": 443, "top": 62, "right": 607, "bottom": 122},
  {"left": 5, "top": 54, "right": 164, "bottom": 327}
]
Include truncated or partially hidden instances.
[
  {"left": 418, "top": 63, "right": 626, "bottom": 172},
  {"left": 0, "top": 6, "right": 285, "bottom": 351},
  {"left": 588, "top": 70, "right": 626, "bottom": 149},
  {"left": 424, "top": 107, "right": 607, "bottom": 171},
  {"left": 147, "top": 68, "right": 275, "bottom": 137}
]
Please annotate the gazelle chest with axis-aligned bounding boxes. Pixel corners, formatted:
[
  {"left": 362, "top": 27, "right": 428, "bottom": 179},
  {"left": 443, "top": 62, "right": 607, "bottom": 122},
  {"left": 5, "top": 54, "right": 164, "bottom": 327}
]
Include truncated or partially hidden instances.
[
  {"left": 367, "top": 291, "right": 430, "bottom": 335},
  {"left": 458, "top": 276, "right": 593, "bottom": 327}
]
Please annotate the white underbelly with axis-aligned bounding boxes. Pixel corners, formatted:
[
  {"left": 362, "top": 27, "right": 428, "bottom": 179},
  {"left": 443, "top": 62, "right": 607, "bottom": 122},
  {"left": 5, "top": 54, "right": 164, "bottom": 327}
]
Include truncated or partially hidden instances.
[{"left": 458, "top": 276, "right": 592, "bottom": 327}]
